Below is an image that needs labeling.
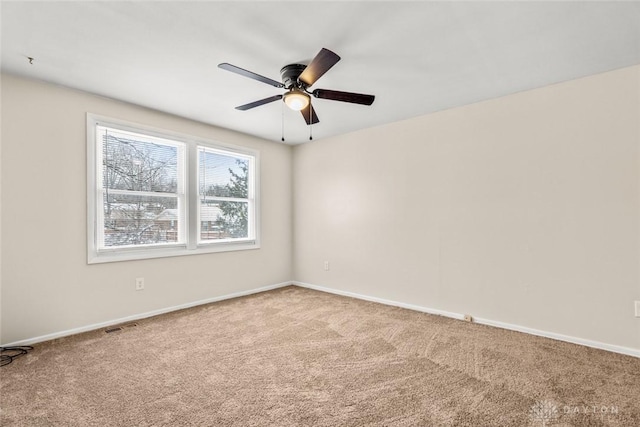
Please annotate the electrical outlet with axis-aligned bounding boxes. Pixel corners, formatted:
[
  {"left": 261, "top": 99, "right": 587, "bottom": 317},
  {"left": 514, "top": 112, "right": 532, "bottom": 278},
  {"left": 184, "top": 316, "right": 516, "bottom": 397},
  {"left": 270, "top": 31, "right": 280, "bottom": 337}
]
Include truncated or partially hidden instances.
[
  {"left": 323, "top": 261, "right": 330, "bottom": 271},
  {"left": 635, "top": 301, "right": 640, "bottom": 318},
  {"left": 463, "top": 314, "right": 473, "bottom": 323},
  {"left": 135, "top": 277, "right": 145, "bottom": 291}
]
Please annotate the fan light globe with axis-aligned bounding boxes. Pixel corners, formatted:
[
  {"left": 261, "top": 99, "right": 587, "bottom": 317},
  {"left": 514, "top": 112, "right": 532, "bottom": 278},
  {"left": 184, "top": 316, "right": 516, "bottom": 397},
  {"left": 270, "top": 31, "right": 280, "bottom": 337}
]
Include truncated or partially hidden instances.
[{"left": 283, "top": 90, "right": 310, "bottom": 111}]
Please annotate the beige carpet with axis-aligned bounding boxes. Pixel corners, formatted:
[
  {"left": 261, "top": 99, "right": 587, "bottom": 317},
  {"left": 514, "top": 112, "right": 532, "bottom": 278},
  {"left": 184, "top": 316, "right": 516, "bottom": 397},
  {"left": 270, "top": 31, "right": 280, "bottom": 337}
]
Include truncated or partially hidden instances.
[{"left": 1, "top": 286, "right": 639, "bottom": 426}]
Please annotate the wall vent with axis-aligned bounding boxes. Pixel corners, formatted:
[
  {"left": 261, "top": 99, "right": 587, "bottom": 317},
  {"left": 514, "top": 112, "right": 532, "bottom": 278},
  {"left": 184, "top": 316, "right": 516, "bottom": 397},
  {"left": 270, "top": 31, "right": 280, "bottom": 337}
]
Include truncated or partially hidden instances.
[{"left": 104, "top": 323, "right": 137, "bottom": 334}]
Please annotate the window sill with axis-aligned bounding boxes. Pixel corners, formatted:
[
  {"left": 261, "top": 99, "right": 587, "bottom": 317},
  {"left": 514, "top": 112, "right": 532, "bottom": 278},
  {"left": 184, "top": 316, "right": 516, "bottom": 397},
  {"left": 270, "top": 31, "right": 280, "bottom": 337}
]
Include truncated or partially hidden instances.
[{"left": 88, "top": 240, "right": 260, "bottom": 264}]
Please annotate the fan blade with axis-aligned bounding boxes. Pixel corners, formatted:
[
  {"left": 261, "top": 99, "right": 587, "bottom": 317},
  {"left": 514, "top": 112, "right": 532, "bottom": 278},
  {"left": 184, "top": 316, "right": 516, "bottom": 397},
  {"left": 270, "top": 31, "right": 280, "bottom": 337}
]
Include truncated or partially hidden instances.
[
  {"left": 218, "top": 63, "right": 284, "bottom": 88},
  {"left": 312, "top": 89, "right": 375, "bottom": 106},
  {"left": 300, "top": 103, "right": 320, "bottom": 125},
  {"left": 236, "top": 95, "right": 283, "bottom": 111},
  {"left": 298, "top": 48, "right": 341, "bottom": 87}
]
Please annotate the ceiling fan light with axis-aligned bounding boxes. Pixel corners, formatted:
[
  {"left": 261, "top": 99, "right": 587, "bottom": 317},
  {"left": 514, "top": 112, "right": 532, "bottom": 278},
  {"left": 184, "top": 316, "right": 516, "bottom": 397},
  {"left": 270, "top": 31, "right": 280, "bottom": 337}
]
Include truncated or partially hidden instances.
[{"left": 283, "top": 90, "right": 310, "bottom": 111}]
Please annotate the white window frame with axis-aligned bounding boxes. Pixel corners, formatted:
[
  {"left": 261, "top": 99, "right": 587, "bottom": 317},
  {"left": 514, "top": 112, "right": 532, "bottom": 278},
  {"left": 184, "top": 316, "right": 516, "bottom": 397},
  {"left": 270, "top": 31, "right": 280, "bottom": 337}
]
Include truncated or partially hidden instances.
[{"left": 87, "top": 114, "right": 260, "bottom": 264}]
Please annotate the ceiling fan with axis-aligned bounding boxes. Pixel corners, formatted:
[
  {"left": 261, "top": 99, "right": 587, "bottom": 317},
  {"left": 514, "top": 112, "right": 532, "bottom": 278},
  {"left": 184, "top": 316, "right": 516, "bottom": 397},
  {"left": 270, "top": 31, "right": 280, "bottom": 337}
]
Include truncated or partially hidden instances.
[{"left": 218, "top": 48, "right": 375, "bottom": 126}]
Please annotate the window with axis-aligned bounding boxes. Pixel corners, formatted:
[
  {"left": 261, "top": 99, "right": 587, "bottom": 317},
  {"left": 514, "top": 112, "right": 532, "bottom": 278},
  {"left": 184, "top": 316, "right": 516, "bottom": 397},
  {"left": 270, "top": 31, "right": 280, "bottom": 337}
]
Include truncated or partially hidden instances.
[
  {"left": 197, "top": 147, "right": 254, "bottom": 243},
  {"left": 87, "top": 114, "right": 259, "bottom": 263}
]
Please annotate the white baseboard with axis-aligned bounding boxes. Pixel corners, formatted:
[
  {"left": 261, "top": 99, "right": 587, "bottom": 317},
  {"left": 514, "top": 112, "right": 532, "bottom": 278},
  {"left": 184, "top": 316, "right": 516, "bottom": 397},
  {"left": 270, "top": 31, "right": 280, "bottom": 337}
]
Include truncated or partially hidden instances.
[
  {"left": 1, "top": 281, "right": 292, "bottom": 347},
  {"left": 293, "top": 281, "right": 640, "bottom": 359},
  {"left": 473, "top": 316, "right": 640, "bottom": 359},
  {"left": 294, "top": 281, "right": 466, "bottom": 320}
]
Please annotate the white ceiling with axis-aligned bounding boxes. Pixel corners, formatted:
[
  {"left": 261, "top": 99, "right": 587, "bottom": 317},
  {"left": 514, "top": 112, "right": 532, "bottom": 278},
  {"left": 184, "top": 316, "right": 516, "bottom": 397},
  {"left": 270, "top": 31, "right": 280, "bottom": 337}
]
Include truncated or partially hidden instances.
[{"left": 2, "top": 1, "right": 639, "bottom": 144}]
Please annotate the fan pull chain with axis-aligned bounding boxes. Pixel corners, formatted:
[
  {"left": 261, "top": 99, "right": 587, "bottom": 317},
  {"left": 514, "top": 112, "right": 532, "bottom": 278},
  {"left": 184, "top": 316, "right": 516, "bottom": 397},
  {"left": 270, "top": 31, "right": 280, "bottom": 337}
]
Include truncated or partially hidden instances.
[
  {"left": 309, "top": 105, "right": 313, "bottom": 141},
  {"left": 281, "top": 101, "right": 285, "bottom": 142}
]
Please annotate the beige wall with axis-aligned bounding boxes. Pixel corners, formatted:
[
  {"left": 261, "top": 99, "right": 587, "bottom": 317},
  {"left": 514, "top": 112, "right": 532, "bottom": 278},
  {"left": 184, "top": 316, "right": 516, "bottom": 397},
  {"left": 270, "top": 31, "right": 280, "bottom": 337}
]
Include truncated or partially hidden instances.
[
  {"left": 293, "top": 65, "right": 640, "bottom": 351},
  {"left": 0, "top": 74, "right": 293, "bottom": 344}
]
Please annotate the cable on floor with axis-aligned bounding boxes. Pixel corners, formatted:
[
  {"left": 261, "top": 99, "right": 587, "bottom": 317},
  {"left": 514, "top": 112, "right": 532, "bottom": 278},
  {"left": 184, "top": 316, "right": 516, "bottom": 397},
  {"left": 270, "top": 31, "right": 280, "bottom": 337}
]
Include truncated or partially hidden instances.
[{"left": 0, "top": 346, "right": 33, "bottom": 367}]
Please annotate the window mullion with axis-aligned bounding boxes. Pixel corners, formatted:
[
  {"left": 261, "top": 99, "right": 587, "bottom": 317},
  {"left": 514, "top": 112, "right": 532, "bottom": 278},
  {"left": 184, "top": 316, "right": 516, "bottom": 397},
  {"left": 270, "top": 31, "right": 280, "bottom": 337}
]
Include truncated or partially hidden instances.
[
  {"left": 201, "top": 196, "right": 250, "bottom": 204},
  {"left": 187, "top": 142, "right": 199, "bottom": 250},
  {"left": 102, "top": 189, "right": 179, "bottom": 198}
]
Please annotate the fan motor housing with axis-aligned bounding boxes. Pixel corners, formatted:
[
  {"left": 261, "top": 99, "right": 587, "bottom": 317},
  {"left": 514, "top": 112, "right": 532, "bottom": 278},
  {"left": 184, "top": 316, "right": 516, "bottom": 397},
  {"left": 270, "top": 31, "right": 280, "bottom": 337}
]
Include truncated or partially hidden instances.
[{"left": 280, "top": 64, "right": 307, "bottom": 89}]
